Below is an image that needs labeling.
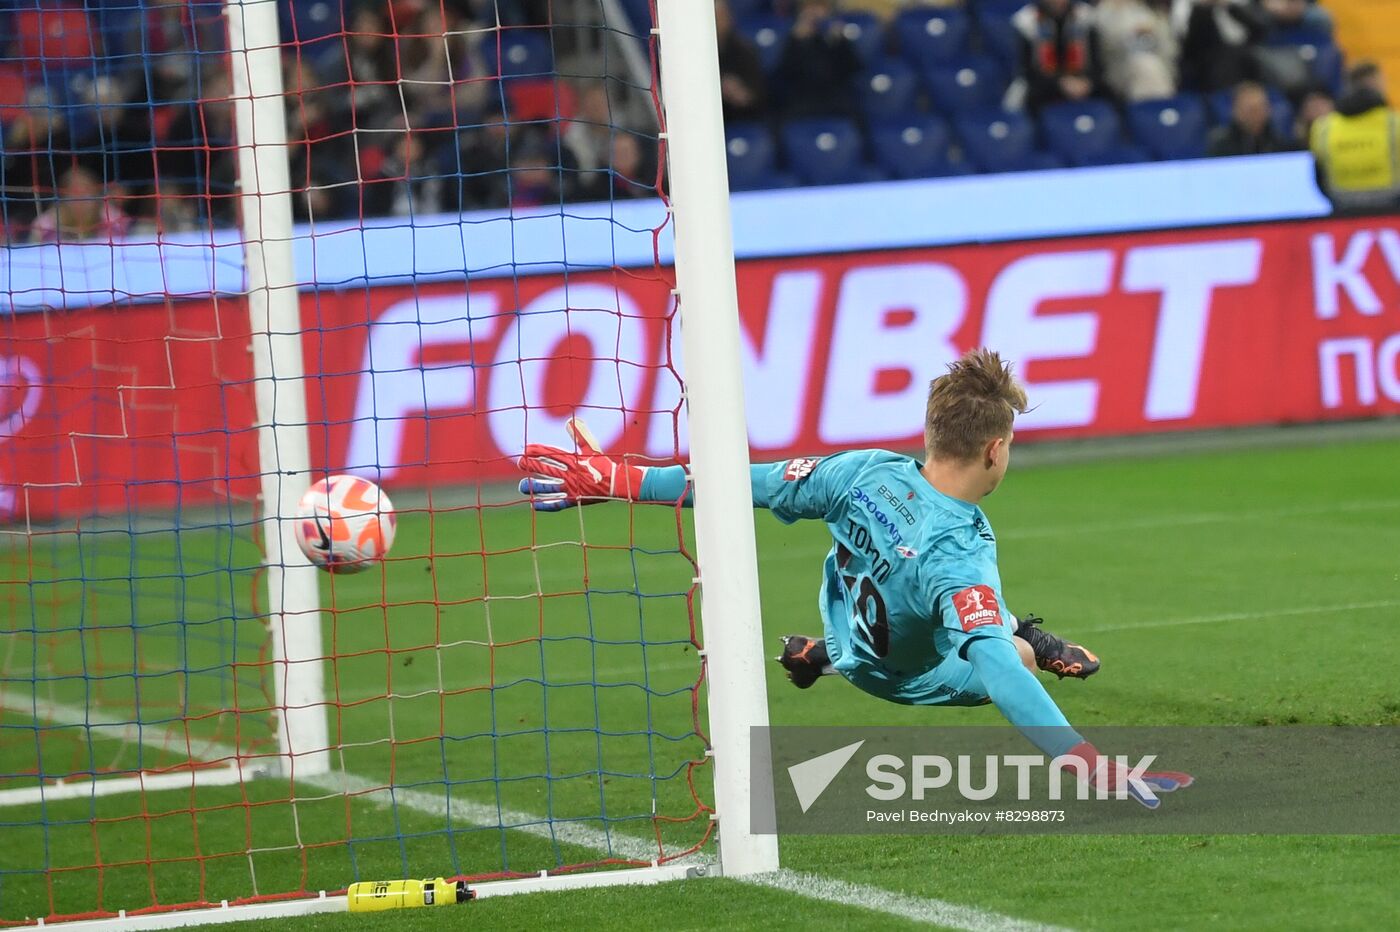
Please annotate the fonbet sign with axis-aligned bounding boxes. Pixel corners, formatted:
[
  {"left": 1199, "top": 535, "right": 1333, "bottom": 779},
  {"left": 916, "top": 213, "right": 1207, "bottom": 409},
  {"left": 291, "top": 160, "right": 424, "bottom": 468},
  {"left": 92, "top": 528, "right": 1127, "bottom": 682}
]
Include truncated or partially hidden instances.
[
  {"left": 3, "top": 216, "right": 1400, "bottom": 517},
  {"left": 329, "top": 216, "right": 1400, "bottom": 485}
]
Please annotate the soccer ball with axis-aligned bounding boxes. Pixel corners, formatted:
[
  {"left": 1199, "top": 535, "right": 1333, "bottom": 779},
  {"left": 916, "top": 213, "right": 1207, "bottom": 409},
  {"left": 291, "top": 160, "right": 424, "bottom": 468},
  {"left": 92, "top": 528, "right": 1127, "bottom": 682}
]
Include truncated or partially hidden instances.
[{"left": 294, "top": 475, "right": 396, "bottom": 573}]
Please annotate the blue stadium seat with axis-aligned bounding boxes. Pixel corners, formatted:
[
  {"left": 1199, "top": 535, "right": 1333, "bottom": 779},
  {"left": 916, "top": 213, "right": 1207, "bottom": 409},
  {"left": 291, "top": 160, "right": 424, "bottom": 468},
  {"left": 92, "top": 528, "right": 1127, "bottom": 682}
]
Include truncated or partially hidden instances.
[
  {"left": 1041, "top": 98, "right": 1142, "bottom": 166},
  {"left": 283, "top": 0, "right": 343, "bottom": 43},
  {"left": 955, "top": 111, "right": 1058, "bottom": 173},
  {"left": 923, "top": 55, "right": 1006, "bottom": 115},
  {"left": 895, "top": 7, "right": 971, "bottom": 66},
  {"left": 1126, "top": 96, "right": 1208, "bottom": 161},
  {"left": 977, "top": 11, "right": 1022, "bottom": 68},
  {"left": 740, "top": 16, "right": 788, "bottom": 73},
  {"left": 726, "top": 0, "right": 774, "bottom": 18},
  {"left": 726, "top": 123, "right": 781, "bottom": 191},
  {"left": 980, "top": 0, "right": 1033, "bottom": 17},
  {"left": 859, "top": 59, "right": 920, "bottom": 122},
  {"left": 781, "top": 118, "right": 871, "bottom": 186},
  {"left": 870, "top": 116, "right": 966, "bottom": 178},
  {"left": 1207, "top": 88, "right": 1297, "bottom": 142},
  {"left": 486, "top": 30, "right": 554, "bottom": 78},
  {"left": 832, "top": 12, "right": 885, "bottom": 65}
]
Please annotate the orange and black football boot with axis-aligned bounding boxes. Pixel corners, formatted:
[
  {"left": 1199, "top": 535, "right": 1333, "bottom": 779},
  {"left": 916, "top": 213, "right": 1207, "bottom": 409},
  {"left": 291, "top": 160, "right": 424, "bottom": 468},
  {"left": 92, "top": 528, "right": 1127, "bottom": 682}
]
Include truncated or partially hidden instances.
[
  {"left": 1015, "top": 614, "right": 1100, "bottom": 679},
  {"left": 776, "top": 635, "right": 830, "bottom": 689}
]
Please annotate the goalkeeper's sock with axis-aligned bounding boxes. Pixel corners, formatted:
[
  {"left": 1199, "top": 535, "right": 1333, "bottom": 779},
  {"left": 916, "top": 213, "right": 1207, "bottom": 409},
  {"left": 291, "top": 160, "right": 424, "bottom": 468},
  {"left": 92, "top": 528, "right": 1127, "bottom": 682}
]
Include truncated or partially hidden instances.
[
  {"left": 1014, "top": 614, "right": 1101, "bottom": 680},
  {"left": 776, "top": 635, "right": 831, "bottom": 689}
]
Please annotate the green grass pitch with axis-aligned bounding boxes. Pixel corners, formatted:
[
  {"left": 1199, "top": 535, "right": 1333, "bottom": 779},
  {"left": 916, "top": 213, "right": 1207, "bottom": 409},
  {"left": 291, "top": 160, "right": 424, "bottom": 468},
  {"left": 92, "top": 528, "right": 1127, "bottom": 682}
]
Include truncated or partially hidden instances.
[{"left": 3, "top": 432, "right": 1399, "bottom": 930}]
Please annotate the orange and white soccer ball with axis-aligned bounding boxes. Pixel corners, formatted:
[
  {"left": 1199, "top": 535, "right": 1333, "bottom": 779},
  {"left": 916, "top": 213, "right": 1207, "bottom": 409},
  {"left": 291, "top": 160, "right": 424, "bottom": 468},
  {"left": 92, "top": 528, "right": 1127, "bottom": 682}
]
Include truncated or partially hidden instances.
[{"left": 294, "top": 475, "right": 396, "bottom": 573}]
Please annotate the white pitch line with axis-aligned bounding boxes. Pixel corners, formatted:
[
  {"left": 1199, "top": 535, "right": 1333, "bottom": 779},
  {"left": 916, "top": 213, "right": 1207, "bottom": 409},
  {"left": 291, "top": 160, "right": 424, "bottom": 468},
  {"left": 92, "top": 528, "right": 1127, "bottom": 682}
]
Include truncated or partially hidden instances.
[
  {"left": 750, "top": 870, "right": 1072, "bottom": 932},
  {"left": 0, "top": 688, "right": 245, "bottom": 762},
  {"left": 1079, "top": 598, "right": 1400, "bottom": 635},
  {"left": 304, "top": 769, "right": 664, "bottom": 864}
]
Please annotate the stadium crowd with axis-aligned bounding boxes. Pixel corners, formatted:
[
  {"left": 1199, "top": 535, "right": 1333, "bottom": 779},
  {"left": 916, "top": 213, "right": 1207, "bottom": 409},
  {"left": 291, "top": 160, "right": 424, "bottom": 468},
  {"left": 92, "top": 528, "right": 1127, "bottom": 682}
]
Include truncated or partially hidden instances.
[{"left": 0, "top": 0, "right": 1387, "bottom": 242}]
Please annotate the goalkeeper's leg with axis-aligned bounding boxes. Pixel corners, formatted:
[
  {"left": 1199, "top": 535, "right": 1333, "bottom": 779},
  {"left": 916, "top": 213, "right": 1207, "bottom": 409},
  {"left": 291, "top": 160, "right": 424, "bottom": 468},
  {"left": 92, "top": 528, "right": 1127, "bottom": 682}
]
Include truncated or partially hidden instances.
[
  {"left": 779, "top": 634, "right": 1036, "bottom": 690},
  {"left": 776, "top": 635, "right": 833, "bottom": 688},
  {"left": 1015, "top": 614, "right": 1100, "bottom": 680}
]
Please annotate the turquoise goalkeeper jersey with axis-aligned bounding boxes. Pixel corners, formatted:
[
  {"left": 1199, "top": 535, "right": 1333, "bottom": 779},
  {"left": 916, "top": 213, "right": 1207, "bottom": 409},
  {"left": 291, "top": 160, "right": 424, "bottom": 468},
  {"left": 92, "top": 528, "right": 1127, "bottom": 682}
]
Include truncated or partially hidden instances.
[
  {"left": 756, "top": 450, "right": 1016, "bottom": 679},
  {"left": 638, "top": 450, "right": 1080, "bottom": 755}
]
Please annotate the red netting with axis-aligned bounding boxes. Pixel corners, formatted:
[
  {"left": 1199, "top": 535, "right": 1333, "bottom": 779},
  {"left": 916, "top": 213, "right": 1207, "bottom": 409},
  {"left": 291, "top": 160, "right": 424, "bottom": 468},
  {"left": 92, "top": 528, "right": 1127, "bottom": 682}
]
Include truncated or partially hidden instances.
[{"left": 0, "top": 1, "right": 711, "bottom": 925}]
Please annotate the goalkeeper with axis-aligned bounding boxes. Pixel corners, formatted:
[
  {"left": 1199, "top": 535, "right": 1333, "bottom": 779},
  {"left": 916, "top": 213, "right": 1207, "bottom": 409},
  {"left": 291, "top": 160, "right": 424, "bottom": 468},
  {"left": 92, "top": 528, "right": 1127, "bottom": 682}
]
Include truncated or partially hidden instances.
[{"left": 518, "top": 348, "right": 1190, "bottom": 803}]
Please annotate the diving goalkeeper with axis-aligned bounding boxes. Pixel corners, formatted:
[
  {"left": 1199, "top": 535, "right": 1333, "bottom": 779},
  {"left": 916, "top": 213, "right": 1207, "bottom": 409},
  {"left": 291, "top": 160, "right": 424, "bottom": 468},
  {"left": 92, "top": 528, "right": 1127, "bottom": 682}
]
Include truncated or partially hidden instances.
[{"left": 518, "top": 348, "right": 1191, "bottom": 804}]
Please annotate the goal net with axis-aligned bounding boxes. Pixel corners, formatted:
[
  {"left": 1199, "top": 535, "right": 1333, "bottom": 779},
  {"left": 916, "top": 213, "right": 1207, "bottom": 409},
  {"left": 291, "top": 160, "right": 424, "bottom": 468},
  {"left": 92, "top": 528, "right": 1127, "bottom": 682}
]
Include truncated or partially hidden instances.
[{"left": 0, "top": 0, "right": 770, "bottom": 925}]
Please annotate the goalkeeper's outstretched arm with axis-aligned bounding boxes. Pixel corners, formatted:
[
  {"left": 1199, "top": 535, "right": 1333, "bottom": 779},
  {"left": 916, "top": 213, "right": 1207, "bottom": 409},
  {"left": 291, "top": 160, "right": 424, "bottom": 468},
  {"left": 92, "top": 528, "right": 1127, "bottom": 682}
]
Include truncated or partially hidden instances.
[{"left": 516, "top": 417, "right": 820, "bottom": 514}]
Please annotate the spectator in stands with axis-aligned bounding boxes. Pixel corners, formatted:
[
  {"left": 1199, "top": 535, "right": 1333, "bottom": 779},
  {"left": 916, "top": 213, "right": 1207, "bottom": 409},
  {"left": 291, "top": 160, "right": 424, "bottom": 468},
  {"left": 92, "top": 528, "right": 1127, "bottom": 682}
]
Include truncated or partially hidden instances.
[
  {"left": 1207, "top": 81, "right": 1289, "bottom": 155},
  {"left": 283, "top": 57, "right": 359, "bottom": 221},
  {"left": 328, "top": 4, "right": 402, "bottom": 131},
  {"left": 74, "top": 77, "right": 157, "bottom": 214},
  {"left": 503, "top": 139, "right": 565, "bottom": 208},
  {"left": 449, "top": 104, "right": 556, "bottom": 210},
  {"left": 1294, "top": 87, "right": 1335, "bottom": 145},
  {"left": 715, "top": 0, "right": 768, "bottom": 124},
  {"left": 1174, "top": 0, "right": 1269, "bottom": 93},
  {"left": 1096, "top": 0, "right": 1179, "bottom": 102},
  {"left": 142, "top": 0, "right": 222, "bottom": 104},
  {"left": 128, "top": 182, "right": 201, "bottom": 237},
  {"left": 1310, "top": 61, "right": 1400, "bottom": 212},
  {"left": 579, "top": 132, "right": 657, "bottom": 201},
  {"left": 1012, "top": 0, "right": 1102, "bottom": 111},
  {"left": 362, "top": 121, "right": 447, "bottom": 217},
  {"left": 160, "top": 71, "right": 239, "bottom": 225},
  {"left": 1252, "top": 0, "right": 1332, "bottom": 95},
  {"left": 776, "top": 0, "right": 862, "bottom": 119},
  {"left": 29, "top": 166, "right": 130, "bottom": 243},
  {"left": 388, "top": 0, "right": 491, "bottom": 122},
  {"left": 563, "top": 81, "right": 616, "bottom": 174},
  {"left": 2, "top": 88, "right": 73, "bottom": 232}
]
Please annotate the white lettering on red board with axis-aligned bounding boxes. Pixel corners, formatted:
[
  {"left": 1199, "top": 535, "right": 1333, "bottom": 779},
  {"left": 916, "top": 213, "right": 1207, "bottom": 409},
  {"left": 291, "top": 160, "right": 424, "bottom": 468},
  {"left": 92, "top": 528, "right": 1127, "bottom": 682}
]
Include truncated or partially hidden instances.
[{"left": 347, "top": 237, "right": 1277, "bottom": 474}]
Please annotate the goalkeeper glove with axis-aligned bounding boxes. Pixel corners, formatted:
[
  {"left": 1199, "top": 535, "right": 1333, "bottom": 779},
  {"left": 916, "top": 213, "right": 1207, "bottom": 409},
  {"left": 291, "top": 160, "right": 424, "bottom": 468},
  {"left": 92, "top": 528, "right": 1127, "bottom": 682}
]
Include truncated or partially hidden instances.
[
  {"left": 1065, "top": 741, "right": 1194, "bottom": 810},
  {"left": 517, "top": 418, "right": 649, "bottom": 512}
]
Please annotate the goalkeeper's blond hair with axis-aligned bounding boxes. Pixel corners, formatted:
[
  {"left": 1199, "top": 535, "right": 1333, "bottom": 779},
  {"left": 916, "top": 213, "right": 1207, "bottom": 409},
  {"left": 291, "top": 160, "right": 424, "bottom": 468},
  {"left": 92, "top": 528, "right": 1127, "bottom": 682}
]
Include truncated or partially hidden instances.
[{"left": 924, "top": 349, "right": 1028, "bottom": 462}]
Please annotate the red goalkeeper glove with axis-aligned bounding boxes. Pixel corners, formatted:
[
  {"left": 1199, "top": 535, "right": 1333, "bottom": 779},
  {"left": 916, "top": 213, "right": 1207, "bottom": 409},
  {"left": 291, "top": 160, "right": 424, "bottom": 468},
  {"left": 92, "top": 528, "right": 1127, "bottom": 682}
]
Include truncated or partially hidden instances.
[
  {"left": 1064, "top": 741, "right": 1194, "bottom": 810},
  {"left": 517, "top": 418, "right": 649, "bottom": 511}
]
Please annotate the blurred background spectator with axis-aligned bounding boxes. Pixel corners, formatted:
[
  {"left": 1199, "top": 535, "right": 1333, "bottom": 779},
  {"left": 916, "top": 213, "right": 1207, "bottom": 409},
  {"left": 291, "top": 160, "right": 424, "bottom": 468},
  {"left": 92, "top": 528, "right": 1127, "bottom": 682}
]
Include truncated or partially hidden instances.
[
  {"left": 1012, "top": 0, "right": 1102, "bottom": 111},
  {"left": 2, "top": 88, "right": 73, "bottom": 232},
  {"left": 1207, "top": 80, "right": 1291, "bottom": 154},
  {"left": 715, "top": 0, "right": 768, "bottom": 124},
  {"left": 1096, "top": 0, "right": 1178, "bottom": 101},
  {"left": 158, "top": 70, "right": 239, "bottom": 226},
  {"left": 1174, "top": 0, "right": 1269, "bottom": 93},
  {"left": 1294, "top": 87, "right": 1336, "bottom": 143},
  {"left": 1309, "top": 60, "right": 1400, "bottom": 211},
  {"left": 777, "top": 0, "right": 862, "bottom": 119},
  {"left": 29, "top": 166, "right": 130, "bottom": 243}
]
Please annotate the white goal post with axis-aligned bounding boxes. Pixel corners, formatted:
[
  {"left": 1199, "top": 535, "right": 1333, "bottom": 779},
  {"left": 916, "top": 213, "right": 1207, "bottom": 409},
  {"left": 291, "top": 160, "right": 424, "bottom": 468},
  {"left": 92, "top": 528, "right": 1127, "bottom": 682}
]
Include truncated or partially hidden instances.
[
  {"left": 654, "top": 0, "right": 781, "bottom": 879},
  {"left": 226, "top": 0, "right": 331, "bottom": 781}
]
